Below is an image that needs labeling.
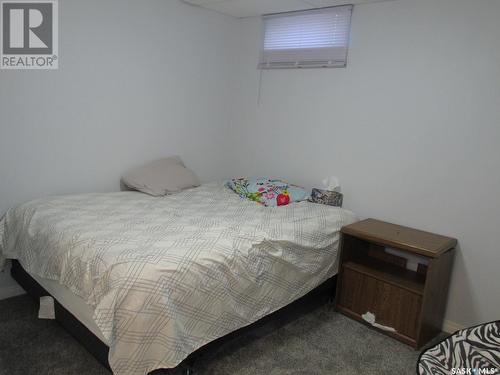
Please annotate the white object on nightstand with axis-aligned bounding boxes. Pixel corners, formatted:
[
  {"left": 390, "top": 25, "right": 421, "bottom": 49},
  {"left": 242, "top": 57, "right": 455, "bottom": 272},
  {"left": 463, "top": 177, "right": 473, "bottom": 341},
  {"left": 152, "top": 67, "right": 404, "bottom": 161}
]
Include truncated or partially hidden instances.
[{"left": 322, "top": 176, "right": 341, "bottom": 192}]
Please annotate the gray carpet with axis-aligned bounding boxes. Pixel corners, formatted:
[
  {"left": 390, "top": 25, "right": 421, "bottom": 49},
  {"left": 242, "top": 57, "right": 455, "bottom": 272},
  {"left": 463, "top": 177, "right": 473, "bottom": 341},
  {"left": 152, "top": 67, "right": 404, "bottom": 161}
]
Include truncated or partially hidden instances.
[{"left": 0, "top": 295, "right": 423, "bottom": 375}]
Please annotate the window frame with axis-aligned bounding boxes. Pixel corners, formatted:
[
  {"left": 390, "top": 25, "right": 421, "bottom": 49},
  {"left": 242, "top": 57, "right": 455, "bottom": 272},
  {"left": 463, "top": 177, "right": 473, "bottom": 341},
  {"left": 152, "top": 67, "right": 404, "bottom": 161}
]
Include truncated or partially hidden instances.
[{"left": 259, "top": 5, "right": 354, "bottom": 70}]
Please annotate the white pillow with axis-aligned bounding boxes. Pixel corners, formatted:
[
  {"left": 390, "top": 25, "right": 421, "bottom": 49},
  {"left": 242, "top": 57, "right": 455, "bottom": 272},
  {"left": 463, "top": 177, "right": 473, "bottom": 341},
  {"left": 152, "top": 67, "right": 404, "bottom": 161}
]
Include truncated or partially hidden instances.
[{"left": 122, "top": 156, "right": 200, "bottom": 196}]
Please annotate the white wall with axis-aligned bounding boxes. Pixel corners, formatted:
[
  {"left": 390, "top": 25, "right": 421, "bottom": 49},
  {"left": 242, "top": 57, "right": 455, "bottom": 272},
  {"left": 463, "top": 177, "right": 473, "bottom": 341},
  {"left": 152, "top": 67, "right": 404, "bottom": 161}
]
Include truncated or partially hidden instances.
[
  {"left": 227, "top": 0, "right": 500, "bottom": 328},
  {"left": 0, "top": 0, "right": 239, "bottom": 298}
]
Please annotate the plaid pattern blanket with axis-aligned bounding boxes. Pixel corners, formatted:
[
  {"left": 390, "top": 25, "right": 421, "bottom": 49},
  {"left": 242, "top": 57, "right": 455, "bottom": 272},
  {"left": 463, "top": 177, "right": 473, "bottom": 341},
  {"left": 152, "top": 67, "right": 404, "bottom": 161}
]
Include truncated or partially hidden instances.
[{"left": 0, "top": 183, "right": 355, "bottom": 375}]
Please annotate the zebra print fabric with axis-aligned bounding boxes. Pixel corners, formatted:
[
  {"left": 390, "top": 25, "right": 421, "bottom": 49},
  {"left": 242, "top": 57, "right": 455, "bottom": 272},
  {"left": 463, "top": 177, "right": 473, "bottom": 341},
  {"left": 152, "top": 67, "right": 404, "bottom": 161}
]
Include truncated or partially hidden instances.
[{"left": 418, "top": 321, "right": 500, "bottom": 375}]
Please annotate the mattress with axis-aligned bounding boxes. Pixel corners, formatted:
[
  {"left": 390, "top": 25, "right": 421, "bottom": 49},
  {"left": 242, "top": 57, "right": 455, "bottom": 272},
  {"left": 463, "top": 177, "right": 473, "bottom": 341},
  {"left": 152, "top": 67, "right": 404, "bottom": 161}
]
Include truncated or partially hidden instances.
[
  {"left": 0, "top": 182, "right": 356, "bottom": 375},
  {"left": 30, "top": 272, "right": 109, "bottom": 345}
]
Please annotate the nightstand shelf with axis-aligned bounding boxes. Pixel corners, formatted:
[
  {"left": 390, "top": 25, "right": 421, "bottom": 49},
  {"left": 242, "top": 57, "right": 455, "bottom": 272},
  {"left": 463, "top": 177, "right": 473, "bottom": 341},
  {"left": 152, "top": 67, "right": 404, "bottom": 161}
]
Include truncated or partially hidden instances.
[
  {"left": 343, "top": 259, "right": 425, "bottom": 295},
  {"left": 335, "top": 219, "right": 457, "bottom": 349}
]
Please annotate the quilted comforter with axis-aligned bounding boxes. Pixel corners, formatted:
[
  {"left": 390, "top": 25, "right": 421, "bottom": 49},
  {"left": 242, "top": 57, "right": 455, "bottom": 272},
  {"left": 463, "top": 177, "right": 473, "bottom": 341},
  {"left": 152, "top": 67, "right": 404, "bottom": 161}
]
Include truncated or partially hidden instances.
[{"left": 0, "top": 183, "right": 356, "bottom": 375}]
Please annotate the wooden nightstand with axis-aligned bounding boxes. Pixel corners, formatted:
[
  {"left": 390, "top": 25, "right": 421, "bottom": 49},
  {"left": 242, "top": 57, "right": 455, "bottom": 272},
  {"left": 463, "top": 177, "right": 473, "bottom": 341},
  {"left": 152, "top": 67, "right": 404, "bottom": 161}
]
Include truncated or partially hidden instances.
[{"left": 335, "top": 218, "right": 457, "bottom": 349}]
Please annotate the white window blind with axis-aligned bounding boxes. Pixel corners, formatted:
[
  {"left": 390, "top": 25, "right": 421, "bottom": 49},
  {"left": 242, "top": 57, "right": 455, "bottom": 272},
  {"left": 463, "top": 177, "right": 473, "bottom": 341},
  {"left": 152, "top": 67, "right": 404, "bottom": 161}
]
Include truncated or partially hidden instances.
[{"left": 259, "top": 5, "right": 353, "bottom": 69}]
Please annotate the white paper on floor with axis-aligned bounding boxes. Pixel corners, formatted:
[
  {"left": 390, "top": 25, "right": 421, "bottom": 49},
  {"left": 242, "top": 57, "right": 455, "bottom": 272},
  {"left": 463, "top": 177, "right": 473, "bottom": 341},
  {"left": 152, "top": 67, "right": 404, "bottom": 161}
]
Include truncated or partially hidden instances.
[
  {"left": 362, "top": 311, "right": 396, "bottom": 333},
  {"left": 39, "top": 296, "right": 55, "bottom": 319}
]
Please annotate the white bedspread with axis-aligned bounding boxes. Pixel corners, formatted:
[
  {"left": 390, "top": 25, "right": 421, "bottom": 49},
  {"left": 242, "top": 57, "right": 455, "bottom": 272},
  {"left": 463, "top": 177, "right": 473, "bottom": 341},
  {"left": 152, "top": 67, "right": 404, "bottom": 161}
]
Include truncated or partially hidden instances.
[{"left": 0, "top": 183, "right": 355, "bottom": 375}]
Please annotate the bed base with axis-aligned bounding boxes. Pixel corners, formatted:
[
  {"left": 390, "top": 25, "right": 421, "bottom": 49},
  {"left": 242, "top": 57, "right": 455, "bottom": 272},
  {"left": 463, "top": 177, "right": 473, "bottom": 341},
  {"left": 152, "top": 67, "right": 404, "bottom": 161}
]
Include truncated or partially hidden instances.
[{"left": 11, "top": 260, "right": 337, "bottom": 374}]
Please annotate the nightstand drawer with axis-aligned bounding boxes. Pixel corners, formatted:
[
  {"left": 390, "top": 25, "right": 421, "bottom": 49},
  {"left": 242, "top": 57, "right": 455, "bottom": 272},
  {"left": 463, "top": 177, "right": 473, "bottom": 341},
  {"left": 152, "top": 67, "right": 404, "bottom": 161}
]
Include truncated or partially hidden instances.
[{"left": 338, "top": 266, "right": 422, "bottom": 341}]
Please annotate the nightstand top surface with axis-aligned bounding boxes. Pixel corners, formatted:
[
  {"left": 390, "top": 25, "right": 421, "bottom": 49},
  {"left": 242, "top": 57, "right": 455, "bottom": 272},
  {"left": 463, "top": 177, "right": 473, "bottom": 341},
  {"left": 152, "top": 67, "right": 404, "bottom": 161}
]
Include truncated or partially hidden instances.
[{"left": 341, "top": 218, "right": 457, "bottom": 258}]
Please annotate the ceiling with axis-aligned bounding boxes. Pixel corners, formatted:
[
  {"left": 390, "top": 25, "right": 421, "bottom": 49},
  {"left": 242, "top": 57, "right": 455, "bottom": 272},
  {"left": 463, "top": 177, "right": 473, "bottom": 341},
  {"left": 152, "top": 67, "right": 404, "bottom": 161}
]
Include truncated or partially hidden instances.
[{"left": 182, "top": 0, "right": 396, "bottom": 18}]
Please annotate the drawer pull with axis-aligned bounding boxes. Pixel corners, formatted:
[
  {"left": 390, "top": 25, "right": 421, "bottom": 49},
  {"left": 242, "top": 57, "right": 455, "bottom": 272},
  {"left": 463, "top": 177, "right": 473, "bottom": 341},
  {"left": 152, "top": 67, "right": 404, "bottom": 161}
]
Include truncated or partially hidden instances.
[{"left": 361, "top": 311, "right": 396, "bottom": 333}]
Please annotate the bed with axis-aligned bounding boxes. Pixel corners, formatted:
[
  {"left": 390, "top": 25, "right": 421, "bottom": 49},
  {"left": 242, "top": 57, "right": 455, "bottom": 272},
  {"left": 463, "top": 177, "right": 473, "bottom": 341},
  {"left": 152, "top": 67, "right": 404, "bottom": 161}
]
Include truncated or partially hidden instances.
[{"left": 0, "top": 182, "right": 356, "bottom": 375}]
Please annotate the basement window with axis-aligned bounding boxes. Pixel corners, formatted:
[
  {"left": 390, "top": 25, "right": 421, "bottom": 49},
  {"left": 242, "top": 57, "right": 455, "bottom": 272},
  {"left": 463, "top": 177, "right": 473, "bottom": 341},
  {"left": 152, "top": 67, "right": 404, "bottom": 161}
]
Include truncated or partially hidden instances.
[{"left": 259, "top": 5, "right": 353, "bottom": 69}]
